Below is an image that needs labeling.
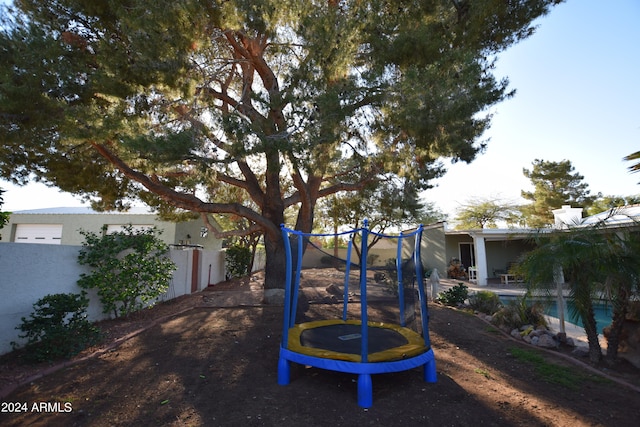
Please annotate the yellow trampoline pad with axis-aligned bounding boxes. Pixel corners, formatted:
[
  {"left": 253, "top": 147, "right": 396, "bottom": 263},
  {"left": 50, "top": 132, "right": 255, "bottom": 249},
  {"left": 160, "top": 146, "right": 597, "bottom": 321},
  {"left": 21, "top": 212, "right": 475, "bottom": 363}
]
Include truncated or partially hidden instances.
[{"left": 287, "top": 319, "right": 429, "bottom": 363}]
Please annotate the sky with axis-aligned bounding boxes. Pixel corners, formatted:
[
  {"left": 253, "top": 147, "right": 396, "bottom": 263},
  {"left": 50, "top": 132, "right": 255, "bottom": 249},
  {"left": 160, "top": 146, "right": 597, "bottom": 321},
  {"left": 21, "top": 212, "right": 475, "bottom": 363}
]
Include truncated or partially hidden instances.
[
  {"left": 1, "top": 0, "right": 640, "bottom": 216},
  {"left": 425, "top": 0, "right": 640, "bottom": 217}
]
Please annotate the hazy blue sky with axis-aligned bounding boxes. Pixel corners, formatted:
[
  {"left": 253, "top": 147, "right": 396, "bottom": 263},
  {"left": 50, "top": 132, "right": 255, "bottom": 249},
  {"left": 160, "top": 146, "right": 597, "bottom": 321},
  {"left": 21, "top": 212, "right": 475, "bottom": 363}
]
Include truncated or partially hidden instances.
[
  {"left": 2, "top": 0, "right": 639, "bottom": 219},
  {"left": 426, "top": 0, "right": 640, "bottom": 216}
]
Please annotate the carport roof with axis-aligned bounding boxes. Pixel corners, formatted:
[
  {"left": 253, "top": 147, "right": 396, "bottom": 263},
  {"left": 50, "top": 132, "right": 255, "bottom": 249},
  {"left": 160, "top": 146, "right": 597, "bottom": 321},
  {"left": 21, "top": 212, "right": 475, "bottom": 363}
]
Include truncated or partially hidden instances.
[
  {"left": 581, "top": 205, "right": 640, "bottom": 226},
  {"left": 446, "top": 228, "right": 541, "bottom": 241},
  {"left": 13, "top": 207, "right": 155, "bottom": 215}
]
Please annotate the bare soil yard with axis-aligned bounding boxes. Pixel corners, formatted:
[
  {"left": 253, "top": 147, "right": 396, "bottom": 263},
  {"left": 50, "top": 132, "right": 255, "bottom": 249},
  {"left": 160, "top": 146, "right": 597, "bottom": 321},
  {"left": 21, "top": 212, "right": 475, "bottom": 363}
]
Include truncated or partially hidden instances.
[{"left": 1, "top": 272, "right": 639, "bottom": 426}]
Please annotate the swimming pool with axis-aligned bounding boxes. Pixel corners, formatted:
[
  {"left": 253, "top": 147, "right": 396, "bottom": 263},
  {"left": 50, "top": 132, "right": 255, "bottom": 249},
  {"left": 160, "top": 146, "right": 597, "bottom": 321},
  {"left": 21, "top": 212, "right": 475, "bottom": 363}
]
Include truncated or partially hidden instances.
[{"left": 499, "top": 296, "right": 612, "bottom": 335}]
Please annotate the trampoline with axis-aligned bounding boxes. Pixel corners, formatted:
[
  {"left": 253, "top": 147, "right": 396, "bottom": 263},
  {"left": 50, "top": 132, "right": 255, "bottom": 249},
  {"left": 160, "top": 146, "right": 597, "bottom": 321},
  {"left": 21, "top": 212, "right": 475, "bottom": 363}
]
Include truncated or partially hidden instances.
[{"left": 277, "top": 222, "right": 437, "bottom": 408}]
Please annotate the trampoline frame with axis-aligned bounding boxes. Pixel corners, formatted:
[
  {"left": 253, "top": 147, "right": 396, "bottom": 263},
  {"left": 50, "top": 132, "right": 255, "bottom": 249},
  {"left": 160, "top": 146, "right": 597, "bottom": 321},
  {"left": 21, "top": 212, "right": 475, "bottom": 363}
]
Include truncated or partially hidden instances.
[{"left": 277, "top": 222, "right": 437, "bottom": 408}]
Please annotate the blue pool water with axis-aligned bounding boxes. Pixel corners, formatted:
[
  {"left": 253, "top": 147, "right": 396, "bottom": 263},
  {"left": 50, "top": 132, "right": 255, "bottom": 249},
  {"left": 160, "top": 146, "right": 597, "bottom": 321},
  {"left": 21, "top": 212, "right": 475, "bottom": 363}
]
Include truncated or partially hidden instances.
[{"left": 500, "top": 296, "right": 612, "bottom": 335}]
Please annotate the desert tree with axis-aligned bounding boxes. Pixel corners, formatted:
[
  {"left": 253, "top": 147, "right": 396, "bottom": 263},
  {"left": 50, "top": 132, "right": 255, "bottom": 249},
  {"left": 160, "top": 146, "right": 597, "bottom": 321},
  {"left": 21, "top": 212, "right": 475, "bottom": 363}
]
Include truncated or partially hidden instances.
[
  {"left": 317, "top": 177, "right": 446, "bottom": 259},
  {"left": 0, "top": 0, "right": 562, "bottom": 288},
  {"left": 453, "top": 196, "right": 522, "bottom": 229}
]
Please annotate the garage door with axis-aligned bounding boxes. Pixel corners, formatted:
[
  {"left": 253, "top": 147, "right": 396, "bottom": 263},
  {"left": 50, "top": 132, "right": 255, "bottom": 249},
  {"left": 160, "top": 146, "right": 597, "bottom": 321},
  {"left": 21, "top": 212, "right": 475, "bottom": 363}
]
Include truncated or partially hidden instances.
[{"left": 14, "top": 224, "right": 63, "bottom": 244}]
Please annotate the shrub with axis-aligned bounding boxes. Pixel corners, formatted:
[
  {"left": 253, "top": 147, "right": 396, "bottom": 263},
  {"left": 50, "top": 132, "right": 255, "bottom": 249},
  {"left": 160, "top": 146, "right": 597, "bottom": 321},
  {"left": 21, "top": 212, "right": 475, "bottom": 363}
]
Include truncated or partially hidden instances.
[
  {"left": 77, "top": 225, "right": 176, "bottom": 318},
  {"left": 492, "top": 295, "right": 547, "bottom": 330},
  {"left": 225, "top": 244, "right": 252, "bottom": 278},
  {"left": 12, "top": 292, "right": 101, "bottom": 363},
  {"left": 469, "top": 291, "right": 503, "bottom": 315},
  {"left": 366, "top": 253, "right": 380, "bottom": 266},
  {"left": 437, "top": 283, "right": 469, "bottom": 306}
]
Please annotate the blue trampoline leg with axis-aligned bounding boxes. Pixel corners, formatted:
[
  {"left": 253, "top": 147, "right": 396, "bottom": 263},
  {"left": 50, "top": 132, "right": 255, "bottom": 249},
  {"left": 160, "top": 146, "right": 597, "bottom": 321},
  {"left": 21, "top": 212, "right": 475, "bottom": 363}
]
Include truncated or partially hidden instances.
[
  {"left": 278, "top": 356, "right": 290, "bottom": 385},
  {"left": 423, "top": 355, "right": 437, "bottom": 383},
  {"left": 357, "top": 374, "right": 373, "bottom": 408}
]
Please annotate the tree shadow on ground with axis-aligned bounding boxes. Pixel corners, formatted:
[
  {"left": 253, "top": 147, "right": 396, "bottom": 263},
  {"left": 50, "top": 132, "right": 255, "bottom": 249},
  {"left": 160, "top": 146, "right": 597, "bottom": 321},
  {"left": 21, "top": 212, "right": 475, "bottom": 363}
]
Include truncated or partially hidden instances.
[{"left": 1, "top": 304, "right": 639, "bottom": 426}]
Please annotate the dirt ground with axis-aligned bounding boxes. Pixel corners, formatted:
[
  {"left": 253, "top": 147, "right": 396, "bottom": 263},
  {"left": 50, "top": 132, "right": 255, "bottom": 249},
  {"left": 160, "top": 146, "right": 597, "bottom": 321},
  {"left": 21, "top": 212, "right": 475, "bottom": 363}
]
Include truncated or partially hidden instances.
[{"left": 1, "top": 271, "right": 640, "bottom": 427}]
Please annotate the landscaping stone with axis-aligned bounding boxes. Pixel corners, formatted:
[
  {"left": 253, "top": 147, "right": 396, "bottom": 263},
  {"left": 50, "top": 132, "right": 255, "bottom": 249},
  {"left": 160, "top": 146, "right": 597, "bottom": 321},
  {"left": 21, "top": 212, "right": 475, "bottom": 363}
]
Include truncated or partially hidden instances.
[
  {"left": 572, "top": 346, "right": 590, "bottom": 358},
  {"left": 536, "top": 334, "right": 558, "bottom": 349}
]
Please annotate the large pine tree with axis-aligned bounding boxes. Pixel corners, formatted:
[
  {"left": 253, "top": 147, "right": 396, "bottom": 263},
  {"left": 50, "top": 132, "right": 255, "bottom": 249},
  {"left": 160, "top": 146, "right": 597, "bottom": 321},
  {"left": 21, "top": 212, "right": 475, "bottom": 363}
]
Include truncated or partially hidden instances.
[
  {"left": 0, "top": 0, "right": 562, "bottom": 288},
  {"left": 521, "top": 159, "right": 595, "bottom": 227}
]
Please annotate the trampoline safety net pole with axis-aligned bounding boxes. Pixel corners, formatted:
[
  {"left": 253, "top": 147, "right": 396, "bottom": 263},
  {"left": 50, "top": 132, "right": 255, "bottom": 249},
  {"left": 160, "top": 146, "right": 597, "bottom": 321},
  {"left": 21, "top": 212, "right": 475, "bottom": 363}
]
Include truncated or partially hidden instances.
[
  {"left": 342, "top": 236, "right": 354, "bottom": 321},
  {"left": 396, "top": 231, "right": 406, "bottom": 327},
  {"left": 289, "top": 232, "right": 303, "bottom": 327},
  {"left": 281, "top": 225, "right": 293, "bottom": 347},
  {"left": 360, "top": 220, "right": 369, "bottom": 363},
  {"left": 415, "top": 225, "right": 431, "bottom": 348}
]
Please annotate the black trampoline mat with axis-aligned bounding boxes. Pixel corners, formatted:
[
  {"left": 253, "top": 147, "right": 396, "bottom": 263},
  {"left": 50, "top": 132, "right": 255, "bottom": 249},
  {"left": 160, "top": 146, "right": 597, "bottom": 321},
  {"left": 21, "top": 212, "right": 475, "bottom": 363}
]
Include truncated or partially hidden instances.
[{"left": 299, "top": 324, "right": 409, "bottom": 355}]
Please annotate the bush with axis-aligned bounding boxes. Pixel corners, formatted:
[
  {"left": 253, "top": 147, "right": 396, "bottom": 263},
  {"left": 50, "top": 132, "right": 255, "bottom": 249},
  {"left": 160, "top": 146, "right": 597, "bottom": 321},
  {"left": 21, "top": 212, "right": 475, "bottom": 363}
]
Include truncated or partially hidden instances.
[
  {"left": 77, "top": 225, "right": 176, "bottom": 318},
  {"left": 225, "top": 244, "right": 252, "bottom": 278},
  {"left": 12, "top": 293, "right": 101, "bottom": 363},
  {"left": 492, "top": 295, "right": 547, "bottom": 330},
  {"left": 366, "top": 253, "right": 380, "bottom": 266},
  {"left": 469, "top": 291, "right": 503, "bottom": 315},
  {"left": 437, "top": 283, "right": 469, "bottom": 306}
]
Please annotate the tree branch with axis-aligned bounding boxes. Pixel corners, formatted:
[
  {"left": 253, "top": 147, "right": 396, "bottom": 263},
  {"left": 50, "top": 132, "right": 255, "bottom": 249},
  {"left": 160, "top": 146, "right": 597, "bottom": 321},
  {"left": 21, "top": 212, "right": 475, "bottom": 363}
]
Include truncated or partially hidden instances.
[
  {"left": 199, "top": 212, "right": 262, "bottom": 239},
  {"left": 91, "top": 142, "right": 278, "bottom": 236}
]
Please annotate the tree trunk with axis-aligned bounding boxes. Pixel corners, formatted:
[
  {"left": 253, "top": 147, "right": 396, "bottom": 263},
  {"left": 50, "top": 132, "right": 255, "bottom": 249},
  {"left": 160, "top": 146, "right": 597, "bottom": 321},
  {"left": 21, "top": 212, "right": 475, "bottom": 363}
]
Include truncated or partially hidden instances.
[
  {"left": 263, "top": 230, "right": 286, "bottom": 290},
  {"left": 605, "top": 312, "right": 625, "bottom": 365},
  {"left": 262, "top": 212, "right": 311, "bottom": 290},
  {"left": 581, "top": 307, "right": 602, "bottom": 364},
  {"left": 605, "top": 290, "right": 629, "bottom": 365},
  {"left": 261, "top": 150, "right": 286, "bottom": 290}
]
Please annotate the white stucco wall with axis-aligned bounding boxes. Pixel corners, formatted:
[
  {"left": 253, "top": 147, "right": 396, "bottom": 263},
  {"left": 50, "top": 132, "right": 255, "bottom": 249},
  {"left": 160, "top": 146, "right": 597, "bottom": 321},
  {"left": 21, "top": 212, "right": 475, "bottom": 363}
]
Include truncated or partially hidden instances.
[
  {"left": 0, "top": 242, "right": 224, "bottom": 355},
  {"left": 0, "top": 243, "right": 102, "bottom": 354}
]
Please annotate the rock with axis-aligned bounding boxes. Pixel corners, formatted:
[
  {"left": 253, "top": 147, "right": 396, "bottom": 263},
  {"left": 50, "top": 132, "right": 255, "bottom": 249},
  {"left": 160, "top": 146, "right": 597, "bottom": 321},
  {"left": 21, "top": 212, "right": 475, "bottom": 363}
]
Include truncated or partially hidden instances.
[
  {"left": 510, "top": 329, "right": 522, "bottom": 340},
  {"left": 263, "top": 289, "right": 285, "bottom": 305},
  {"left": 555, "top": 332, "right": 567, "bottom": 343},
  {"left": 536, "top": 334, "right": 558, "bottom": 349},
  {"left": 529, "top": 329, "right": 544, "bottom": 338},
  {"left": 571, "top": 346, "right": 589, "bottom": 358},
  {"left": 326, "top": 283, "right": 343, "bottom": 296},
  {"left": 321, "top": 295, "right": 339, "bottom": 304}
]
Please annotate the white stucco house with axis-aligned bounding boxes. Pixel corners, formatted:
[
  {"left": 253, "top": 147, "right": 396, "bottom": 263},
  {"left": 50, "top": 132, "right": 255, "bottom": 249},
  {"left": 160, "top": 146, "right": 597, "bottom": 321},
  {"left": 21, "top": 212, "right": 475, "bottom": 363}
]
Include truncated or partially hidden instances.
[
  {"left": 0, "top": 206, "right": 221, "bottom": 251},
  {"left": 421, "top": 204, "right": 640, "bottom": 287}
]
